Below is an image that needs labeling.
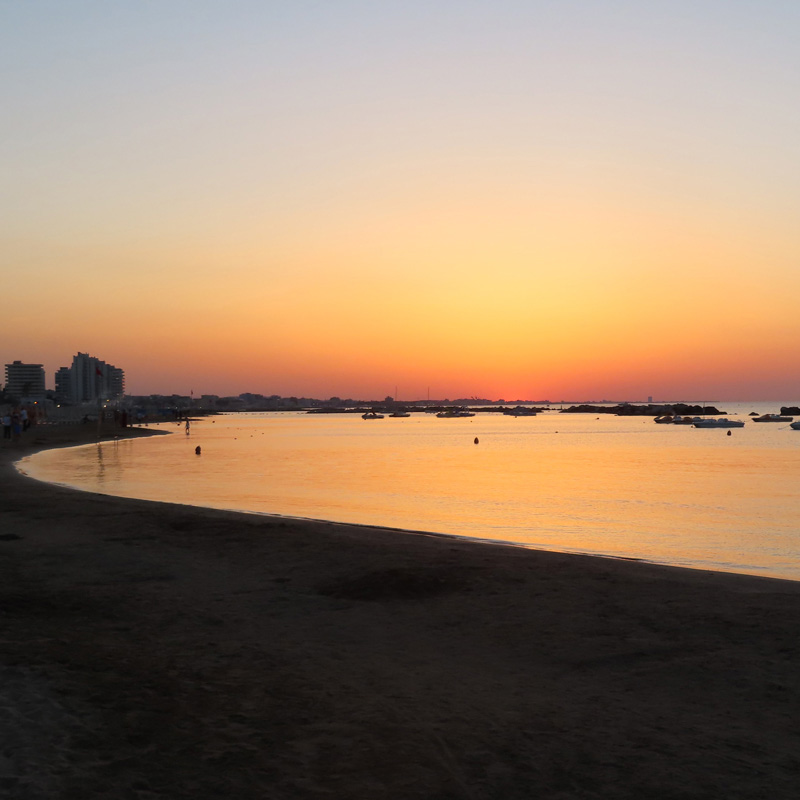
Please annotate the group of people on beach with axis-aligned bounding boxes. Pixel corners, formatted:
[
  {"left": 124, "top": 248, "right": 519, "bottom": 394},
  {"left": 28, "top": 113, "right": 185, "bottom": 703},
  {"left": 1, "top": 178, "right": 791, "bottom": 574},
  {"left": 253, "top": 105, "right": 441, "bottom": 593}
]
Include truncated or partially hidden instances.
[{"left": 2, "top": 406, "right": 32, "bottom": 442}]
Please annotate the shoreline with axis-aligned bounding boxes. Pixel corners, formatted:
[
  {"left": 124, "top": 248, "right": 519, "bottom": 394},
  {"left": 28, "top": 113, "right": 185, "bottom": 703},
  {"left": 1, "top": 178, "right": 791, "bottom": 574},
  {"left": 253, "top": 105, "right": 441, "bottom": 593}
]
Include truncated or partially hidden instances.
[
  {"left": 3, "top": 424, "right": 800, "bottom": 797},
  {"left": 15, "top": 422, "right": 799, "bottom": 585}
]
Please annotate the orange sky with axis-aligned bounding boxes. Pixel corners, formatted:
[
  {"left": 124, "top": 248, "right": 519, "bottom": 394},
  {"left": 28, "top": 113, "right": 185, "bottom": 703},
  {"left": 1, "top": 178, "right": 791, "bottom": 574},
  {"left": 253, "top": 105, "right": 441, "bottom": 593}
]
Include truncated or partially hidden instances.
[{"left": 3, "top": 3, "right": 800, "bottom": 400}]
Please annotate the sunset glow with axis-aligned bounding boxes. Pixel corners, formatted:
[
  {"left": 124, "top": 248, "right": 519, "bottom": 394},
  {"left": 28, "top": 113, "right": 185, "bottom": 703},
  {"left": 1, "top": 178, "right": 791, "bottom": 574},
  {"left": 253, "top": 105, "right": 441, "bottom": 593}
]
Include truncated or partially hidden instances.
[{"left": 3, "top": 2, "right": 799, "bottom": 400}]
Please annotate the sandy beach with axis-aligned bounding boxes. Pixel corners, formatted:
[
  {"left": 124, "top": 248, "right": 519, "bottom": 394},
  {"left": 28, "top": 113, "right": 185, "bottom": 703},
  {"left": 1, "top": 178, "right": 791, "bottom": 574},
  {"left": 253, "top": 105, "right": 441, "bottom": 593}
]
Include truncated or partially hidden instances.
[{"left": 2, "top": 424, "right": 800, "bottom": 798}]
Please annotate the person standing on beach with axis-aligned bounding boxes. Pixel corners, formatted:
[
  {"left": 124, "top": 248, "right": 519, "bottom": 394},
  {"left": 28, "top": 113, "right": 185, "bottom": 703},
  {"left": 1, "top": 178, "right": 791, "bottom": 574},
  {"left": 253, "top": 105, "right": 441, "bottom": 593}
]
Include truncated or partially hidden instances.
[
  {"left": 2, "top": 412, "right": 10, "bottom": 440},
  {"left": 185, "top": 418, "right": 190, "bottom": 435},
  {"left": 11, "top": 409, "right": 22, "bottom": 442}
]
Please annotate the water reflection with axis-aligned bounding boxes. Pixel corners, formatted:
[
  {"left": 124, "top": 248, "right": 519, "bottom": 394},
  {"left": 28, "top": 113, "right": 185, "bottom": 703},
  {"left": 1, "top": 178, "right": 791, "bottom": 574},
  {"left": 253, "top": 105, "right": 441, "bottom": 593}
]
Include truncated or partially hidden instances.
[
  {"left": 93, "top": 440, "right": 126, "bottom": 486},
  {"left": 19, "top": 408, "right": 800, "bottom": 580},
  {"left": 95, "top": 442, "right": 104, "bottom": 484}
]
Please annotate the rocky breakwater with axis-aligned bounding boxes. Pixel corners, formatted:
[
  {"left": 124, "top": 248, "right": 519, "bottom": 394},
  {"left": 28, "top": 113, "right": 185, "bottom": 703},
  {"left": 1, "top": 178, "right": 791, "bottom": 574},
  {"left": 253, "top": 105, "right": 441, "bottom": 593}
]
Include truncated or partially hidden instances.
[{"left": 561, "top": 403, "right": 724, "bottom": 416}]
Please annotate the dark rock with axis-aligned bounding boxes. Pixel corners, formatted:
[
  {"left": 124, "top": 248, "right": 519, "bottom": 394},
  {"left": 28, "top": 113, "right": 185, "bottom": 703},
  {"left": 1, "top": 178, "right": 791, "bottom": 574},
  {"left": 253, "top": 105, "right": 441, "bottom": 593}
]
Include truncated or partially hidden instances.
[{"left": 560, "top": 404, "right": 723, "bottom": 416}]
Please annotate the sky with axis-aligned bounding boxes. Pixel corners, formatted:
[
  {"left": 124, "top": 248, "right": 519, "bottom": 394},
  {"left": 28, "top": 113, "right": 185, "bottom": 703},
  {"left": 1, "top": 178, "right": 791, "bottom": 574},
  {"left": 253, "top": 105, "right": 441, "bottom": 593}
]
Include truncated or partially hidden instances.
[{"left": 2, "top": 1, "right": 799, "bottom": 401}]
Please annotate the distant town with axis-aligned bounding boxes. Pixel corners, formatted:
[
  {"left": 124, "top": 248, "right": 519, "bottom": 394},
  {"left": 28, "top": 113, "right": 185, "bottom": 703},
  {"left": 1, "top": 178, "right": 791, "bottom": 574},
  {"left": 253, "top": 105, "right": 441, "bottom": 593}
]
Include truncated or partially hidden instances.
[
  {"left": 1, "top": 354, "right": 554, "bottom": 418},
  {"left": 0, "top": 352, "right": 556, "bottom": 411},
  {"left": 3, "top": 353, "right": 687, "bottom": 421}
]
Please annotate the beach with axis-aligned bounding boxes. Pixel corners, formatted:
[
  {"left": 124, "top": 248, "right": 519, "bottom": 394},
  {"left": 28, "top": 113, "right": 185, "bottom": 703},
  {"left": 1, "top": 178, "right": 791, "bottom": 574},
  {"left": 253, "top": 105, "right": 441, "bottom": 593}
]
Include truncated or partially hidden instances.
[{"left": 2, "top": 425, "right": 800, "bottom": 798}]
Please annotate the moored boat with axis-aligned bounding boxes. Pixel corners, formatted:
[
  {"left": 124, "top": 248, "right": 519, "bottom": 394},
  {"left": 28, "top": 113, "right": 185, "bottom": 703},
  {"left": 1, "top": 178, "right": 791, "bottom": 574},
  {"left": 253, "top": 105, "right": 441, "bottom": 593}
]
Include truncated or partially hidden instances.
[
  {"left": 693, "top": 418, "right": 745, "bottom": 428},
  {"left": 436, "top": 408, "right": 476, "bottom": 418},
  {"left": 790, "top": 421, "right": 800, "bottom": 430},
  {"left": 503, "top": 406, "right": 538, "bottom": 416},
  {"left": 752, "top": 414, "right": 793, "bottom": 423},
  {"left": 362, "top": 411, "right": 384, "bottom": 420}
]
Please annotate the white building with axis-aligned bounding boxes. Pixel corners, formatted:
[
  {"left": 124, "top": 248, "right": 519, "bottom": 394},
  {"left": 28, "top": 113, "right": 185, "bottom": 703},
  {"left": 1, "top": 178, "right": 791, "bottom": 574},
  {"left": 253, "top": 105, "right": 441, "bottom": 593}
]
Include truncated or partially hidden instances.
[
  {"left": 4, "top": 361, "right": 46, "bottom": 400},
  {"left": 60, "top": 352, "right": 125, "bottom": 404}
]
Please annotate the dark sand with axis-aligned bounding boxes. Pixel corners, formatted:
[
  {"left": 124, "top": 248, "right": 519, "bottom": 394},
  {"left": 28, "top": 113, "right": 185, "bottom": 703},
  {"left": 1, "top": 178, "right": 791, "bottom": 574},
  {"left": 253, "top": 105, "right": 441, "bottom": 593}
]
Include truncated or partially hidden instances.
[{"left": 2, "top": 424, "right": 800, "bottom": 798}]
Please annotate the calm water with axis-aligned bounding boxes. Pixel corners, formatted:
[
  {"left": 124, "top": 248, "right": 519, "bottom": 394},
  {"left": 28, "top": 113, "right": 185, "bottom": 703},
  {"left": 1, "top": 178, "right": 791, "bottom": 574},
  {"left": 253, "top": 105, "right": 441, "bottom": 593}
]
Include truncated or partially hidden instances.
[{"left": 19, "top": 402, "right": 800, "bottom": 580}]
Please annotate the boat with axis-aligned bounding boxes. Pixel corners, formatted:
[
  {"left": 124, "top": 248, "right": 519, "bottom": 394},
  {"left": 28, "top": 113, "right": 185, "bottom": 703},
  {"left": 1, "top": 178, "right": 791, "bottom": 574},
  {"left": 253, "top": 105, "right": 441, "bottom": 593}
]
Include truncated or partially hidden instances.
[
  {"left": 503, "top": 406, "right": 538, "bottom": 416},
  {"left": 655, "top": 414, "right": 700, "bottom": 425},
  {"left": 362, "top": 411, "right": 384, "bottom": 420},
  {"left": 692, "top": 418, "right": 745, "bottom": 428},
  {"left": 791, "top": 421, "right": 800, "bottom": 430},
  {"left": 389, "top": 410, "right": 411, "bottom": 418},
  {"left": 436, "top": 408, "right": 476, "bottom": 418},
  {"left": 654, "top": 415, "right": 674, "bottom": 424},
  {"left": 752, "top": 414, "right": 793, "bottom": 423},
  {"left": 673, "top": 415, "right": 702, "bottom": 425}
]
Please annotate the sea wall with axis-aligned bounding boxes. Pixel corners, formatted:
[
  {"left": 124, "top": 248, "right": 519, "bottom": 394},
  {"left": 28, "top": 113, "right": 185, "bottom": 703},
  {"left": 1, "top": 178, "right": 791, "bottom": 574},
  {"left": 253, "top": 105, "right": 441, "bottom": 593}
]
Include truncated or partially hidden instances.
[{"left": 561, "top": 404, "right": 723, "bottom": 416}]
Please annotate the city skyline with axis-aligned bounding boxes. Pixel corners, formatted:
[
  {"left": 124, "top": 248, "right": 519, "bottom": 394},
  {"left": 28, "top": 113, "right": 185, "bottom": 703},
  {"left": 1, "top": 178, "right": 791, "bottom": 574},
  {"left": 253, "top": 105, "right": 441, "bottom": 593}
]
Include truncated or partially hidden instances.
[
  {"left": 3, "top": 3, "right": 799, "bottom": 402},
  {"left": 3, "top": 352, "right": 124, "bottom": 404},
  {"left": 2, "top": 347, "right": 798, "bottom": 405}
]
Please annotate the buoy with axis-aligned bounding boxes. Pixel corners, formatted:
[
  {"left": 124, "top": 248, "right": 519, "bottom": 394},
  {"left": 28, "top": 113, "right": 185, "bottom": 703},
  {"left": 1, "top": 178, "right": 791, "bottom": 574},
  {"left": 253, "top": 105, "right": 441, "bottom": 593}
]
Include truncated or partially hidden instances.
[
  {"left": 474, "top": 437, "right": 479, "bottom": 444},
  {"left": 727, "top": 430, "right": 731, "bottom": 436},
  {"left": 195, "top": 445, "right": 202, "bottom": 454}
]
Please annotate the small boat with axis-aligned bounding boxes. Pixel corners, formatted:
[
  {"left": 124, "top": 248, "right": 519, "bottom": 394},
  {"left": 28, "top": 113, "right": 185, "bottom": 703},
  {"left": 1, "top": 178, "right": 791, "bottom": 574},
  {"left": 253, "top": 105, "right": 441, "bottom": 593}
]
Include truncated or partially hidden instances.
[
  {"left": 752, "top": 414, "right": 793, "bottom": 423},
  {"left": 362, "top": 411, "right": 384, "bottom": 420},
  {"left": 503, "top": 406, "right": 538, "bottom": 417},
  {"left": 790, "top": 421, "right": 800, "bottom": 430},
  {"left": 672, "top": 415, "right": 701, "bottom": 425},
  {"left": 389, "top": 410, "right": 411, "bottom": 418},
  {"left": 654, "top": 415, "right": 674, "bottom": 424},
  {"left": 693, "top": 418, "right": 745, "bottom": 428},
  {"left": 436, "top": 408, "right": 476, "bottom": 418}
]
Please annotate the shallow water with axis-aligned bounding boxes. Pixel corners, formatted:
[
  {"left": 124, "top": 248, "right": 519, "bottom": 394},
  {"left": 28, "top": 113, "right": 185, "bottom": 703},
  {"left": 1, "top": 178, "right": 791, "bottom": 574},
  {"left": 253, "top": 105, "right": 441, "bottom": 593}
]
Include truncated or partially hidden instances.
[{"left": 19, "top": 402, "right": 800, "bottom": 580}]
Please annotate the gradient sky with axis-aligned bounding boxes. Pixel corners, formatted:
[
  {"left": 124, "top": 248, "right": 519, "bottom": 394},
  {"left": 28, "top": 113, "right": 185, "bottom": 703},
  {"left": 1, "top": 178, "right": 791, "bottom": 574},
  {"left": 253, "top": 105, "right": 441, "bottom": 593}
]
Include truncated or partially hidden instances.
[{"left": 2, "top": 1, "right": 799, "bottom": 400}]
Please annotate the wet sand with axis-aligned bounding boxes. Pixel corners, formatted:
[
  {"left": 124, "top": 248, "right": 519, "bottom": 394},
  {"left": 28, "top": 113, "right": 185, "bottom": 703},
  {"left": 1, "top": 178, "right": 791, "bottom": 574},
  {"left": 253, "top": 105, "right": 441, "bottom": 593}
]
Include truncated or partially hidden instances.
[{"left": 2, "top": 424, "right": 800, "bottom": 798}]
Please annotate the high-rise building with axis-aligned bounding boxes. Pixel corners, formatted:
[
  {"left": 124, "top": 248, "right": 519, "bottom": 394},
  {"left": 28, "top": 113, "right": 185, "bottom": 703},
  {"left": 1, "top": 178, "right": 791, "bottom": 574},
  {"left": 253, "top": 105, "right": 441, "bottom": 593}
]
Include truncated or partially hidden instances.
[
  {"left": 4, "top": 361, "right": 46, "bottom": 400},
  {"left": 70, "top": 352, "right": 98, "bottom": 403},
  {"left": 55, "top": 353, "right": 125, "bottom": 404},
  {"left": 107, "top": 366, "right": 125, "bottom": 399},
  {"left": 54, "top": 366, "right": 72, "bottom": 401},
  {"left": 73, "top": 352, "right": 125, "bottom": 403}
]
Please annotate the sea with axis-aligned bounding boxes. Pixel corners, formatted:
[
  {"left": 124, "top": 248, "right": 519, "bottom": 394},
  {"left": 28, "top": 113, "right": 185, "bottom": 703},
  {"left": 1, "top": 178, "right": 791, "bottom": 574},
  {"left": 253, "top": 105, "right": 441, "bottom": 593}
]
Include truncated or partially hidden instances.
[{"left": 18, "top": 401, "right": 800, "bottom": 581}]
